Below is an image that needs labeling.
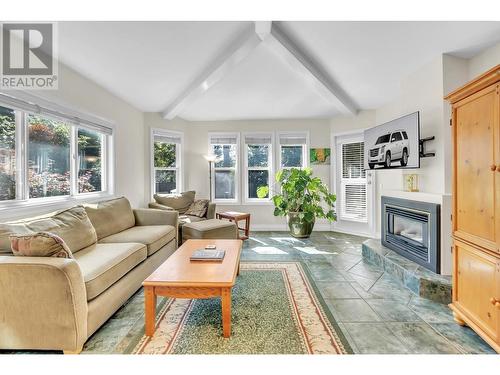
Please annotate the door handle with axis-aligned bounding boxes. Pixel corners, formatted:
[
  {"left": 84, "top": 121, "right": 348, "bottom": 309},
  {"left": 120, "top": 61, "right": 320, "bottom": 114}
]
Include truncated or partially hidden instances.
[{"left": 490, "top": 164, "right": 497, "bottom": 171}]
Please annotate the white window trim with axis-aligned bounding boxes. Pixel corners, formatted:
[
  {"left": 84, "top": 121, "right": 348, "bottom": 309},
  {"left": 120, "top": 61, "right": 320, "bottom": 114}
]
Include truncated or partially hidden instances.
[
  {"left": 276, "top": 130, "right": 310, "bottom": 170},
  {"left": 208, "top": 132, "right": 240, "bottom": 205},
  {"left": 242, "top": 132, "right": 274, "bottom": 205},
  {"left": 150, "top": 128, "right": 184, "bottom": 198},
  {"left": 0, "top": 94, "right": 115, "bottom": 213}
]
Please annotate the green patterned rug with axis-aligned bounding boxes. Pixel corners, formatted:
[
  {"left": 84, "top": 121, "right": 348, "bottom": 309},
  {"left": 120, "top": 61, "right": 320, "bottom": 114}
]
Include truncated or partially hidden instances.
[{"left": 124, "top": 262, "right": 352, "bottom": 354}]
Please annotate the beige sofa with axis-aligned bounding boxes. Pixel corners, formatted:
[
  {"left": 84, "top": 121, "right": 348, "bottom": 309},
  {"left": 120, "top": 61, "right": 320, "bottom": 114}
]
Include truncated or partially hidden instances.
[{"left": 0, "top": 197, "right": 178, "bottom": 353}]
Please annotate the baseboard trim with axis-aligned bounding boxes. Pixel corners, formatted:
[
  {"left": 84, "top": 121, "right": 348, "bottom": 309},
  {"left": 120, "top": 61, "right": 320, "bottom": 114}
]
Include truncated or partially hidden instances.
[{"left": 250, "top": 224, "right": 332, "bottom": 232}]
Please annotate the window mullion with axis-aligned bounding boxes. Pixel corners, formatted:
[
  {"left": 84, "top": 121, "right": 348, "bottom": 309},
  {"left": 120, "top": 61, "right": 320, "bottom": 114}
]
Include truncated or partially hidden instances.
[{"left": 70, "top": 126, "right": 78, "bottom": 196}]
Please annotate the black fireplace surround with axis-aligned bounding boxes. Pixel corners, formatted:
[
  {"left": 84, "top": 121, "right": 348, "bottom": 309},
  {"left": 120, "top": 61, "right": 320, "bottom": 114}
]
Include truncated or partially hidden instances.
[{"left": 381, "top": 196, "right": 440, "bottom": 274}]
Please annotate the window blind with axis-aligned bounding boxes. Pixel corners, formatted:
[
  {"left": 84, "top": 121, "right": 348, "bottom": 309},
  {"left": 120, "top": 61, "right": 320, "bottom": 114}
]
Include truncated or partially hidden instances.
[
  {"left": 210, "top": 135, "right": 238, "bottom": 144},
  {"left": 279, "top": 133, "right": 307, "bottom": 145},
  {"left": 0, "top": 93, "right": 113, "bottom": 135},
  {"left": 244, "top": 134, "right": 272, "bottom": 144},
  {"left": 341, "top": 141, "right": 367, "bottom": 223},
  {"left": 153, "top": 133, "right": 182, "bottom": 144}
]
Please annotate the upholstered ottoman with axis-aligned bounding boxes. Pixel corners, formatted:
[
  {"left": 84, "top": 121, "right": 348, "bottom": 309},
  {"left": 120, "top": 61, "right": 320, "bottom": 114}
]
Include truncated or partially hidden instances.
[{"left": 182, "top": 219, "right": 238, "bottom": 242}]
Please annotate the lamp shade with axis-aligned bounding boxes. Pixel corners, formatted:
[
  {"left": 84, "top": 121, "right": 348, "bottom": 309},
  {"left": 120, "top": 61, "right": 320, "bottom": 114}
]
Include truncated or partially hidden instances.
[{"left": 204, "top": 154, "right": 219, "bottom": 162}]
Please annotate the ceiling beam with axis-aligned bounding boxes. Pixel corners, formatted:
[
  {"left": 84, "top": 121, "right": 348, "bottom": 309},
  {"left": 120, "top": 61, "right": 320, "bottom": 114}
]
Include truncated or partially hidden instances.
[
  {"left": 162, "top": 25, "right": 261, "bottom": 120},
  {"left": 261, "top": 22, "right": 358, "bottom": 116}
]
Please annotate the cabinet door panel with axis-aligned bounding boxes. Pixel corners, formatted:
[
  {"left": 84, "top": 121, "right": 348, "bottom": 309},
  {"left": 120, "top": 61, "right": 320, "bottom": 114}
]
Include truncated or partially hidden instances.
[
  {"left": 454, "top": 86, "right": 497, "bottom": 251},
  {"left": 454, "top": 240, "right": 499, "bottom": 341}
]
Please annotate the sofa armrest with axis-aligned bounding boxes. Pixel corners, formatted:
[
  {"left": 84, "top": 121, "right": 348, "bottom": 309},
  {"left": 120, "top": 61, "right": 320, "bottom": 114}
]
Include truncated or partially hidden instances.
[
  {"left": 148, "top": 202, "right": 175, "bottom": 211},
  {"left": 206, "top": 202, "right": 216, "bottom": 219},
  {"left": 0, "top": 256, "right": 87, "bottom": 352},
  {"left": 134, "top": 208, "right": 179, "bottom": 228}
]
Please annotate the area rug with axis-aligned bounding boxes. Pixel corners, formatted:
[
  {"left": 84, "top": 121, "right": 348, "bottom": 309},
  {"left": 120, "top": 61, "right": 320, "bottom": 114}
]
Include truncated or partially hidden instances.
[{"left": 126, "top": 262, "right": 352, "bottom": 354}]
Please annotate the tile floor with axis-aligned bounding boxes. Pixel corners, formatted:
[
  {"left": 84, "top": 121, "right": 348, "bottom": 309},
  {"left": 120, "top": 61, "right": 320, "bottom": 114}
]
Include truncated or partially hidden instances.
[
  {"left": 239, "top": 231, "right": 495, "bottom": 354},
  {"left": 2, "top": 231, "right": 495, "bottom": 354}
]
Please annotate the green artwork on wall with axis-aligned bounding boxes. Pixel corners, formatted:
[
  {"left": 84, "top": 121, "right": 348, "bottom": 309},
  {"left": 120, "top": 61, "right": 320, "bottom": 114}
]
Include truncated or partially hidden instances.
[{"left": 310, "top": 148, "right": 331, "bottom": 165}]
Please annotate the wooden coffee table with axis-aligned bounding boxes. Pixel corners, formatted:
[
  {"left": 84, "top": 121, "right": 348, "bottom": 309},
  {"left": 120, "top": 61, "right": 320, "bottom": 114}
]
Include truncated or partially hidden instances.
[
  {"left": 216, "top": 211, "right": 251, "bottom": 240},
  {"left": 142, "top": 239, "right": 242, "bottom": 338}
]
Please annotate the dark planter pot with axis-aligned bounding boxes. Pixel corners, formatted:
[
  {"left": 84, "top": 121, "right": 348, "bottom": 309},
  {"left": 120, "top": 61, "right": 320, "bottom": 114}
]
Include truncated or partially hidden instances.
[{"left": 288, "top": 212, "right": 315, "bottom": 238}]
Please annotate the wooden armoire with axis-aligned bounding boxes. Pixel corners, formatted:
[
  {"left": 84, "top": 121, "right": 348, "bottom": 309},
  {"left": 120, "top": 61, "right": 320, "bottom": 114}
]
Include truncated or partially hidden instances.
[{"left": 445, "top": 64, "right": 500, "bottom": 353}]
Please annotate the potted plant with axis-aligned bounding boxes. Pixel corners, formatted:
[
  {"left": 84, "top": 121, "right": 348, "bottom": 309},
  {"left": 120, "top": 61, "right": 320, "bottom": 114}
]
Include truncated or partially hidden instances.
[{"left": 257, "top": 167, "right": 337, "bottom": 238}]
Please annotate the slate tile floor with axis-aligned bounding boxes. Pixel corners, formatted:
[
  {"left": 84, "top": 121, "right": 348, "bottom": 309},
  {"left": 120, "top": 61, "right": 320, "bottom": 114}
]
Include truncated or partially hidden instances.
[
  {"left": 240, "top": 231, "right": 495, "bottom": 354},
  {"left": 2, "top": 231, "right": 494, "bottom": 354}
]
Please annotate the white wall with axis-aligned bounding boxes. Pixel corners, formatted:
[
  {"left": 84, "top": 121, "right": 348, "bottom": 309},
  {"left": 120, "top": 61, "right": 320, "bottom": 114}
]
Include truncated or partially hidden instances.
[
  {"left": 144, "top": 114, "right": 332, "bottom": 230},
  {"left": 468, "top": 42, "right": 500, "bottom": 79}
]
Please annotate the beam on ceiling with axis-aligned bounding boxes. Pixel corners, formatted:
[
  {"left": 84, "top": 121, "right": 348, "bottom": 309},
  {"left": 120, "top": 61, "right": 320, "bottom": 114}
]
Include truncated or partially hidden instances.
[
  {"left": 162, "top": 26, "right": 261, "bottom": 120},
  {"left": 262, "top": 22, "right": 358, "bottom": 116}
]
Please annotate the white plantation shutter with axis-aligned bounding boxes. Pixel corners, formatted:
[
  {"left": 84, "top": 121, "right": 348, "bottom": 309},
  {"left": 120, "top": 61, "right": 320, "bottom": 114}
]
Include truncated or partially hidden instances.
[{"left": 340, "top": 142, "right": 368, "bottom": 222}]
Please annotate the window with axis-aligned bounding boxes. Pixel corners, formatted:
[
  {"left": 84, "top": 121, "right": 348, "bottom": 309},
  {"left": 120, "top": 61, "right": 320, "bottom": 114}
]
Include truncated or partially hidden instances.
[
  {"left": 28, "top": 114, "right": 71, "bottom": 198},
  {"left": 391, "top": 132, "right": 402, "bottom": 142},
  {"left": 78, "top": 128, "right": 103, "bottom": 193},
  {"left": 0, "top": 93, "right": 113, "bottom": 207},
  {"left": 209, "top": 133, "right": 239, "bottom": 202},
  {"left": 151, "top": 129, "right": 182, "bottom": 195},
  {"left": 340, "top": 141, "right": 367, "bottom": 222},
  {"left": 243, "top": 133, "right": 273, "bottom": 202},
  {"left": 278, "top": 132, "right": 308, "bottom": 169}
]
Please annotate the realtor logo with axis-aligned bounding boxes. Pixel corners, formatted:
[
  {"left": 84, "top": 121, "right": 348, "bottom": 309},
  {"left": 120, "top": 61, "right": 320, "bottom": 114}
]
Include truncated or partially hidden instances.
[{"left": 1, "top": 22, "right": 58, "bottom": 89}]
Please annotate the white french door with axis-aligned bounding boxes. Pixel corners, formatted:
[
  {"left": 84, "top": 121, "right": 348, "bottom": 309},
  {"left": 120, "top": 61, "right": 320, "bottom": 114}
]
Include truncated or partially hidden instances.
[{"left": 333, "top": 132, "right": 376, "bottom": 237}]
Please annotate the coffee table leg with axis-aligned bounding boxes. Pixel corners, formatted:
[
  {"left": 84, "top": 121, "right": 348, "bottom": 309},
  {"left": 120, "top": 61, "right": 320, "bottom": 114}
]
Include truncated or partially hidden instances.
[
  {"left": 145, "top": 286, "right": 156, "bottom": 337},
  {"left": 221, "top": 287, "right": 232, "bottom": 338}
]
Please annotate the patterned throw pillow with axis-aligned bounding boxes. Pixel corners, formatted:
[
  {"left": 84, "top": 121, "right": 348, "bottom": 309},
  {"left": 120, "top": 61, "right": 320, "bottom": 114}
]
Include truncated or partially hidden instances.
[
  {"left": 184, "top": 199, "right": 209, "bottom": 218},
  {"left": 10, "top": 232, "right": 73, "bottom": 259}
]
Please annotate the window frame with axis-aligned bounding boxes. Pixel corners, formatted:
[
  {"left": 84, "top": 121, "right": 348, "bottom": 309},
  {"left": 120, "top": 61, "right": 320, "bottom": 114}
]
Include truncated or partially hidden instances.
[
  {"left": 208, "top": 132, "right": 240, "bottom": 205},
  {"left": 277, "top": 131, "right": 310, "bottom": 170},
  {"left": 0, "top": 95, "right": 115, "bottom": 212},
  {"left": 150, "top": 128, "right": 184, "bottom": 197},
  {"left": 242, "top": 132, "right": 274, "bottom": 205},
  {"left": 338, "top": 139, "right": 368, "bottom": 223}
]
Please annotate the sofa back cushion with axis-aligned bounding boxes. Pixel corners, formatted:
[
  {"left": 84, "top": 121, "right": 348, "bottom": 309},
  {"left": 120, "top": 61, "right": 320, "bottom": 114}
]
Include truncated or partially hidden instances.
[
  {"left": 84, "top": 197, "right": 135, "bottom": 240},
  {"left": 153, "top": 191, "right": 195, "bottom": 214},
  {"left": 0, "top": 205, "right": 97, "bottom": 255}
]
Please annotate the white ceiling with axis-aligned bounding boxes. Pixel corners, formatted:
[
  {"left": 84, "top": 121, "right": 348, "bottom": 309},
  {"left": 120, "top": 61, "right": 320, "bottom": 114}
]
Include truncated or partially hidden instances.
[{"left": 57, "top": 21, "right": 500, "bottom": 120}]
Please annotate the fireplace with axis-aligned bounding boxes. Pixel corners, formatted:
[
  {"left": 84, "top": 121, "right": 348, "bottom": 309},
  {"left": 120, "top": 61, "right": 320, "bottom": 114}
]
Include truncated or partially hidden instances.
[{"left": 381, "top": 196, "right": 440, "bottom": 274}]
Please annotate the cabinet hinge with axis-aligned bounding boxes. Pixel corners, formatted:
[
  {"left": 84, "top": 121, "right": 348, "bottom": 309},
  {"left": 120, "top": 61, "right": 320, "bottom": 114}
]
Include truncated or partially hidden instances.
[
  {"left": 450, "top": 214, "right": 453, "bottom": 221},
  {"left": 449, "top": 118, "right": 452, "bottom": 127}
]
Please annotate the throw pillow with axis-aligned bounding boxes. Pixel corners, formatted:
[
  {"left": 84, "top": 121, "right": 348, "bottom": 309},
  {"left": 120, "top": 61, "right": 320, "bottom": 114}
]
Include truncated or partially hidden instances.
[
  {"left": 154, "top": 191, "right": 196, "bottom": 214},
  {"left": 10, "top": 232, "right": 73, "bottom": 258},
  {"left": 184, "top": 199, "right": 209, "bottom": 218}
]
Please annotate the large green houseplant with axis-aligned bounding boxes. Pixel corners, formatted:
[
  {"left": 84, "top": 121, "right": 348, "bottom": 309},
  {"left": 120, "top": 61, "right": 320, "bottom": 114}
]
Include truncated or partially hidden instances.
[{"left": 257, "top": 168, "right": 337, "bottom": 238}]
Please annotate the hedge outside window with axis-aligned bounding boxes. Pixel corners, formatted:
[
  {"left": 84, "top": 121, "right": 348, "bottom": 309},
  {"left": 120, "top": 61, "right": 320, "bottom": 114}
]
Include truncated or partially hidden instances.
[{"left": 0, "top": 105, "right": 16, "bottom": 201}]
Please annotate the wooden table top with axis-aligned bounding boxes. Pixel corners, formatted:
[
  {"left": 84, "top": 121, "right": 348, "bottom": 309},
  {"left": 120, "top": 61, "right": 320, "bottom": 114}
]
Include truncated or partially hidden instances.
[
  {"left": 217, "top": 211, "right": 250, "bottom": 219},
  {"left": 143, "top": 239, "right": 242, "bottom": 288}
]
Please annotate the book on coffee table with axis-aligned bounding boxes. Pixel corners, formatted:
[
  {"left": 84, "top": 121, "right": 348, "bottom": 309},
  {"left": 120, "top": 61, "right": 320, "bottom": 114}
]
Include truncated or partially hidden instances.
[{"left": 190, "top": 249, "right": 225, "bottom": 261}]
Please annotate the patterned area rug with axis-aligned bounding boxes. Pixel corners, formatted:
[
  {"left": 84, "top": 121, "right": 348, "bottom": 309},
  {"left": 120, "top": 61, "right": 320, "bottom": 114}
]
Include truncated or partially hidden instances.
[{"left": 124, "top": 262, "right": 352, "bottom": 354}]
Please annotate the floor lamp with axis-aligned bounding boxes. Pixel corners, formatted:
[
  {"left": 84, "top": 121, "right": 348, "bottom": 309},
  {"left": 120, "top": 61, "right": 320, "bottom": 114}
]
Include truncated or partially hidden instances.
[{"left": 204, "top": 154, "right": 219, "bottom": 201}]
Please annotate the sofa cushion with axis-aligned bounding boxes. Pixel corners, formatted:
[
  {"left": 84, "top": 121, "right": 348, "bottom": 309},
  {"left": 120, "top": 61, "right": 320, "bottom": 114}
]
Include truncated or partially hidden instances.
[
  {"left": 99, "top": 225, "right": 175, "bottom": 256},
  {"left": 74, "top": 242, "right": 147, "bottom": 300},
  {"left": 84, "top": 197, "right": 135, "bottom": 240},
  {"left": 153, "top": 191, "right": 195, "bottom": 214},
  {"left": 184, "top": 199, "right": 209, "bottom": 218},
  {"left": 0, "top": 205, "right": 97, "bottom": 255},
  {"left": 10, "top": 232, "right": 73, "bottom": 258}
]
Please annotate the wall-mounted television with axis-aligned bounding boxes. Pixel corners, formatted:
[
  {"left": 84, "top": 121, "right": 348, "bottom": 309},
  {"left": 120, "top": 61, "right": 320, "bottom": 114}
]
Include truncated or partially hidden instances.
[{"left": 363, "top": 111, "right": 420, "bottom": 170}]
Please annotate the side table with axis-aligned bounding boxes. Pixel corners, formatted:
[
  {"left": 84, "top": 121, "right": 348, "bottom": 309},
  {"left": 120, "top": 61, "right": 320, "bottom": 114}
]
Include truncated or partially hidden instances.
[{"left": 216, "top": 211, "right": 251, "bottom": 240}]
